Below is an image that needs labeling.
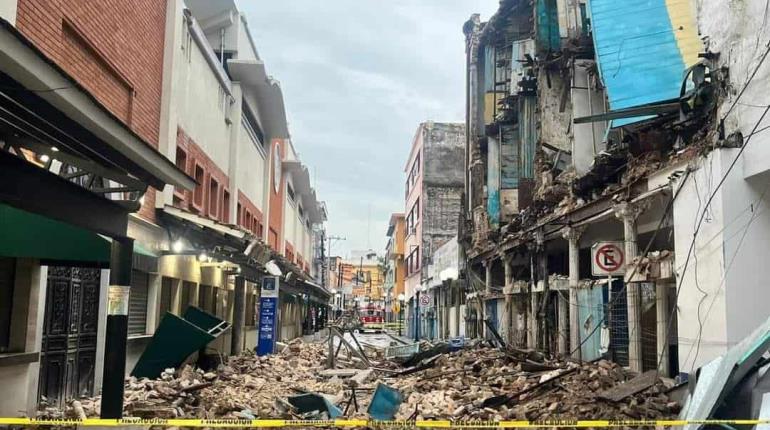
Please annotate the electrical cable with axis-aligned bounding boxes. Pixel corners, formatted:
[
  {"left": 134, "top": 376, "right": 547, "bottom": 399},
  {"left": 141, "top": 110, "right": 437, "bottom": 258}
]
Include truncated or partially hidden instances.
[
  {"left": 721, "top": 40, "right": 770, "bottom": 122},
  {"left": 685, "top": 169, "right": 770, "bottom": 369},
  {"left": 654, "top": 102, "right": 770, "bottom": 376},
  {"left": 568, "top": 169, "right": 691, "bottom": 357}
]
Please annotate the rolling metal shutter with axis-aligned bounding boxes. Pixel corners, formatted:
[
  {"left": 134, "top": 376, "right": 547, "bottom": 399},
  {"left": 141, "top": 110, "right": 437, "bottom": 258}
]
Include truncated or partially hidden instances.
[{"left": 128, "top": 270, "right": 149, "bottom": 335}]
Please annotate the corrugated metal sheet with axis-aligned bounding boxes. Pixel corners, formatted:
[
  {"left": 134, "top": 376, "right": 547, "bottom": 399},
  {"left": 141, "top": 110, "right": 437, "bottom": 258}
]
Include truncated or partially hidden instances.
[
  {"left": 577, "top": 284, "right": 606, "bottom": 362},
  {"left": 590, "top": 0, "right": 702, "bottom": 126}
]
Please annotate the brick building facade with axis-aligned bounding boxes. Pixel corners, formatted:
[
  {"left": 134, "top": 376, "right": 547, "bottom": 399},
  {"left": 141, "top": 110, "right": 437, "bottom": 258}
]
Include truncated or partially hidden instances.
[{"left": 16, "top": 0, "right": 168, "bottom": 222}]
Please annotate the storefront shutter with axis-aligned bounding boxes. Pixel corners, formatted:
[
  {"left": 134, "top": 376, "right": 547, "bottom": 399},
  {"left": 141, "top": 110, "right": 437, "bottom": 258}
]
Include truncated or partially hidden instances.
[{"left": 128, "top": 270, "right": 149, "bottom": 336}]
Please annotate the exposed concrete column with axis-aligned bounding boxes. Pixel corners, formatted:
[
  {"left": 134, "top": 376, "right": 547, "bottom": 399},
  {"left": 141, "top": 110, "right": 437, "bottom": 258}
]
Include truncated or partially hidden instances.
[
  {"left": 514, "top": 295, "right": 526, "bottom": 348},
  {"left": 481, "top": 262, "right": 492, "bottom": 338},
  {"left": 615, "top": 201, "right": 644, "bottom": 373},
  {"left": 442, "top": 283, "right": 450, "bottom": 339},
  {"left": 503, "top": 256, "right": 514, "bottom": 345},
  {"left": 536, "top": 231, "right": 549, "bottom": 353},
  {"left": 528, "top": 250, "right": 538, "bottom": 350},
  {"left": 454, "top": 281, "right": 461, "bottom": 337},
  {"left": 656, "top": 280, "right": 671, "bottom": 376},
  {"left": 562, "top": 226, "right": 585, "bottom": 359},
  {"left": 557, "top": 290, "right": 568, "bottom": 356}
]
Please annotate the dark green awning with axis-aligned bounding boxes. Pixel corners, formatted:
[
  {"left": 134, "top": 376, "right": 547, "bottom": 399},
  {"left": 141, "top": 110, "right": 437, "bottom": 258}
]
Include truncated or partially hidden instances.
[
  {"left": 0, "top": 204, "right": 157, "bottom": 269},
  {"left": 0, "top": 203, "right": 110, "bottom": 263}
]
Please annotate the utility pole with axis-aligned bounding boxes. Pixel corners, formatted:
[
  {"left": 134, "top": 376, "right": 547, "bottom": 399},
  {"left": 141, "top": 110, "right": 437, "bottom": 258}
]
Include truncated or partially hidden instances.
[{"left": 320, "top": 229, "right": 326, "bottom": 288}]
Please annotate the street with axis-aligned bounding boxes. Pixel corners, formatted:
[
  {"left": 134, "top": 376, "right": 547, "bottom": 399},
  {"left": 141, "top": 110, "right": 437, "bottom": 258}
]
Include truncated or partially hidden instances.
[{"left": 1, "top": 0, "right": 770, "bottom": 427}]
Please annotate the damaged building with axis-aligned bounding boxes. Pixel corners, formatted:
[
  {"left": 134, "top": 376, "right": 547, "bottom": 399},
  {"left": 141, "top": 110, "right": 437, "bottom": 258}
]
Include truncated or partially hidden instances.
[{"left": 460, "top": 0, "right": 770, "bottom": 378}]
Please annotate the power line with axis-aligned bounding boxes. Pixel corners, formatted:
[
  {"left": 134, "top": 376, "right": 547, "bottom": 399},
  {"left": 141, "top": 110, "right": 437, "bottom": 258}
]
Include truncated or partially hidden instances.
[
  {"left": 721, "top": 40, "right": 770, "bottom": 122},
  {"left": 685, "top": 165, "right": 770, "bottom": 369},
  {"left": 568, "top": 172, "right": 690, "bottom": 357},
  {"left": 655, "top": 102, "right": 770, "bottom": 375}
]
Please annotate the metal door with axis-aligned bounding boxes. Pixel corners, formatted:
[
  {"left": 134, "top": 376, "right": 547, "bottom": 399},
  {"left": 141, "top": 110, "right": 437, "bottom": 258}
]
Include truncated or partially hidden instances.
[{"left": 38, "top": 266, "right": 100, "bottom": 406}]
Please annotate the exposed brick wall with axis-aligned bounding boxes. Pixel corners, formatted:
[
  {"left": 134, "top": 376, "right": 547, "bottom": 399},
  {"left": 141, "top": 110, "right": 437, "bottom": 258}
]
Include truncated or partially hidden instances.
[
  {"left": 16, "top": 0, "right": 166, "bottom": 147},
  {"left": 174, "top": 127, "right": 229, "bottom": 223},
  {"left": 16, "top": 0, "right": 168, "bottom": 225},
  {"left": 237, "top": 191, "right": 263, "bottom": 236}
]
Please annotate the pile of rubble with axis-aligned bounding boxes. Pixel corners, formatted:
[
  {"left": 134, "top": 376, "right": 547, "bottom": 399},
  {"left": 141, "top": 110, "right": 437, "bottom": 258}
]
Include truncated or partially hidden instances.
[
  {"left": 388, "top": 348, "right": 678, "bottom": 421},
  {"left": 39, "top": 339, "right": 354, "bottom": 420},
  {"left": 39, "top": 337, "right": 680, "bottom": 422}
]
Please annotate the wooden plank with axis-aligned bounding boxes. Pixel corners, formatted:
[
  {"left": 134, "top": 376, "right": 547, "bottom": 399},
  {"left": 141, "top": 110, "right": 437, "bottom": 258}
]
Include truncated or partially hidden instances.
[{"left": 597, "top": 370, "right": 658, "bottom": 402}]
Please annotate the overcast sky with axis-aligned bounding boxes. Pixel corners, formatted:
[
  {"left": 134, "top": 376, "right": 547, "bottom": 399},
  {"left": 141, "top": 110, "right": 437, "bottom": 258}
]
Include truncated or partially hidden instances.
[{"left": 243, "top": 1, "right": 498, "bottom": 257}]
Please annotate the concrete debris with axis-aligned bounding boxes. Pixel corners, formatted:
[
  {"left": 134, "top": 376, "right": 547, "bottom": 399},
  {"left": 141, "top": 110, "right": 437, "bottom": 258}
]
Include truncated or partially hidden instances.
[
  {"left": 384, "top": 346, "right": 679, "bottom": 421},
  {"left": 38, "top": 339, "right": 680, "bottom": 422}
]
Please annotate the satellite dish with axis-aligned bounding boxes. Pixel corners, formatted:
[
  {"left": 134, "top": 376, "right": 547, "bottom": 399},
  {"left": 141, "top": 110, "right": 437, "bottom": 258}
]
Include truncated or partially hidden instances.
[{"left": 265, "top": 260, "right": 282, "bottom": 276}]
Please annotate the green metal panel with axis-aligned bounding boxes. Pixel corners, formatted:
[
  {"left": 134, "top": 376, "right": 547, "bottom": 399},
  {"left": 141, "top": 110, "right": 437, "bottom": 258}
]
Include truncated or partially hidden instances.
[
  {"left": 536, "top": 0, "right": 560, "bottom": 52},
  {"left": 0, "top": 203, "right": 109, "bottom": 262},
  {"left": 131, "top": 306, "right": 228, "bottom": 378}
]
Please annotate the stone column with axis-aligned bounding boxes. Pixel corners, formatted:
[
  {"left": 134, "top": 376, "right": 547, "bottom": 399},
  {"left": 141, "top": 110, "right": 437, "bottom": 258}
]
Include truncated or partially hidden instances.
[
  {"left": 557, "top": 291, "right": 568, "bottom": 355},
  {"left": 615, "top": 201, "right": 644, "bottom": 373},
  {"left": 483, "top": 262, "right": 492, "bottom": 338},
  {"left": 536, "top": 231, "right": 549, "bottom": 353},
  {"left": 454, "top": 281, "right": 461, "bottom": 337},
  {"left": 442, "top": 283, "right": 450, "bottom": 339},
  {"left": 656, "top": 280, "right": 670, "bottom": 376},
  {"left": 528, "top": 251, "right": 538, "bottom": 349},
  {"left": 563, "top": 226, "right": 584, "bottom": 359},
  {"left": 503, "top": 256, "right": 514, "bottom": 345}
]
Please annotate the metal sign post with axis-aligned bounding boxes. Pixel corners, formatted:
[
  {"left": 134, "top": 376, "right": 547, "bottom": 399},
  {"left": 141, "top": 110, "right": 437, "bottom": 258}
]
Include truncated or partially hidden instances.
[{"left": 257, "top": 276, "right": 280, "bottom": 356}]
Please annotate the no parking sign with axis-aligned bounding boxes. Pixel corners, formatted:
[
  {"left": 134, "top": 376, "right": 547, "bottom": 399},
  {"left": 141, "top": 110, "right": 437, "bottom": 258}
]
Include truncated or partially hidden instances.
[{"left": 591, "top": 242, "right": 625, "bottom": 277}]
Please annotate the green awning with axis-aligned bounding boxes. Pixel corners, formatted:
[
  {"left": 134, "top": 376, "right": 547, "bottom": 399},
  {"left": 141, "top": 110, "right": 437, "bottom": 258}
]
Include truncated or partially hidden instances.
[
  {"left": 0, "top": 204, "right": 158, "bottom": 267},
  {"left": 0, "top": 203, "right": 110, "bottom": 263}
]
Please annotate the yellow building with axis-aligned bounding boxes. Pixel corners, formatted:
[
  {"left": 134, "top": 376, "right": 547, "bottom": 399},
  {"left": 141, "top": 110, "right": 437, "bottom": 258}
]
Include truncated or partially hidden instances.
[
  {"left": 341, "top": 251, "right": 384, "bottom": 300},
  {"left": 385, "top": 213, "right": 406, "bottom": 302}
]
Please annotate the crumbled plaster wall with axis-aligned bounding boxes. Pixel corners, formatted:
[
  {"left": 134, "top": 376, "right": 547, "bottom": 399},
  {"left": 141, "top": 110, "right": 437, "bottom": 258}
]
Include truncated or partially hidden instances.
[
  {"left": 423, "top": 122, "right": 466, "bottom": 187},
  {"left": 696, "top": 0, "right": 770, "bottom": 179},
  {"left": 421, "top": 186, "right": 463, "bottom": 271},
  {"left": 538, "top": 68, "right": 573, "bottom": 152}
]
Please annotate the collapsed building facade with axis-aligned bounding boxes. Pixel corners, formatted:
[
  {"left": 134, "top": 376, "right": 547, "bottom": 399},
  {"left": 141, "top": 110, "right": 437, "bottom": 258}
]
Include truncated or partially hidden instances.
[{"left": 460, "top": 0, "right": 770, "bottom": 377}]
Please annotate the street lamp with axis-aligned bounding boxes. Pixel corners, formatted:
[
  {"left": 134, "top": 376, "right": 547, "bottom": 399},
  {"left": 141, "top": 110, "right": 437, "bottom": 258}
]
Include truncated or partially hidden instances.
[{"left": 397, "top": 293, "right": 405, "bottom": 337}]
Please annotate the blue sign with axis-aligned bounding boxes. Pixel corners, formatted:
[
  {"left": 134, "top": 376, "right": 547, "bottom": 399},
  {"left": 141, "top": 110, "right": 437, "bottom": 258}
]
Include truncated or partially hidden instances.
[{"left": 256, "top": 277, "right": 279, "bottom": 356}]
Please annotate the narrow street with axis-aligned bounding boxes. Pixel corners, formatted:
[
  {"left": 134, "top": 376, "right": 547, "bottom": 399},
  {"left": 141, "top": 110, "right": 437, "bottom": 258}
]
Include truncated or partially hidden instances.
[{"left": 1, "top": 0, "right": 770, "bottom": 428}]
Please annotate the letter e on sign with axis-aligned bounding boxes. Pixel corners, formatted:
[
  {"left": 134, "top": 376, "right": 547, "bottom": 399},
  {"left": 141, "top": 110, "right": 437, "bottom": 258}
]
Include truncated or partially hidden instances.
[{"left": 591, "top": 242, "right": 626, "bottom": 276}]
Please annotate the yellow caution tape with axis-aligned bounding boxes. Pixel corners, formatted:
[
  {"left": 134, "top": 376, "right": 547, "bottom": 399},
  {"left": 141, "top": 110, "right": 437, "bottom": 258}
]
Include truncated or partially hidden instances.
[{"left": 2, "top": 418, "right": 770, "bottom": 427}]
